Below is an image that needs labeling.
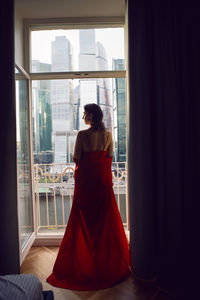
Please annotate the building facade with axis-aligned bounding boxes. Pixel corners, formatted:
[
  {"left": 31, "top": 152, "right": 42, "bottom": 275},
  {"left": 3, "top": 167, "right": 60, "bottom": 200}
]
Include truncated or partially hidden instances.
[
  {"left": 32, "top": 60, "right": 53, "bottom": 163},
  {"left": 112, "top": 59, "right": 126, "bottom": 162},
  {"left": 51, "top": 36, "right": 75, "bottom": 166},
  {"left": 78, "top": 30, "right": 113, "bottom": 132}
]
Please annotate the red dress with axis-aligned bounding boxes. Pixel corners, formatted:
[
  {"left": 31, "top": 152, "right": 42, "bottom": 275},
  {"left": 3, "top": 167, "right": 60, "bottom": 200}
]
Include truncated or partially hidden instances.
[{"left": 47, "top": 151, "right": 130, "bottom": 290}]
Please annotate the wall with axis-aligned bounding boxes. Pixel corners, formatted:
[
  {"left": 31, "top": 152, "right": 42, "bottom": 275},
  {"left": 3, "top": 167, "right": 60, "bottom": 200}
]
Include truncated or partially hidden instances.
[
  {"left": 15, "top": 0, "right": 125, "bottom": 19},
  {"left": 15, "top": 8, "right": 23, "bottom": 67}
]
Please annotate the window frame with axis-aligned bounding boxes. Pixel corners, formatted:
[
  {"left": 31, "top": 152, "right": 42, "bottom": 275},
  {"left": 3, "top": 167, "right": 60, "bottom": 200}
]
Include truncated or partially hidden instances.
[
  {"left": 15, "top": 64, "right": 36, "bottom": 264},
  {"left": 22, "top": 17, "right": 129, "bottom": 244},
  {"left": 24, "top": 17, "right": 126, "bottom": 79}
]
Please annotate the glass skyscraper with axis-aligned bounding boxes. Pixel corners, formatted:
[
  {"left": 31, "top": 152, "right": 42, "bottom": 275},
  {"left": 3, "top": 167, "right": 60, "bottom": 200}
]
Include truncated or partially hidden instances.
[
  {"left": 51, "top": 36, "right": 74, "bottom": 167},
  {"left": 32, "top": 60, "right": 52, "bottom": 163},
  {"left": 78, "top": 30, "right": 113, "bottom": 132},
  {"left": 112, "top": 59, "right": 126, "bottom": 162},
  {"left": 79, "top": 29, "right": 96, "bottom": 71}
]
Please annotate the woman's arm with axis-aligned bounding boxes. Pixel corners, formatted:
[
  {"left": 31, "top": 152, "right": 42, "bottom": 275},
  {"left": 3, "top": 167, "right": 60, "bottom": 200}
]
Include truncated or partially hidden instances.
[
  {"left": 73, "top": 131, "right": 83, "bottom": 160},
  {"left": 106, "top": 132, "right": 113, "bottom": 157}
]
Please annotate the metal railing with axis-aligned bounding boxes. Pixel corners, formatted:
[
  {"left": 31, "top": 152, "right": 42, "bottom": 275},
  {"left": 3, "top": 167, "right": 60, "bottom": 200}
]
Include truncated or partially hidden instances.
[{"left": 34, "top": 162, "right": 127, "bottom": 234}]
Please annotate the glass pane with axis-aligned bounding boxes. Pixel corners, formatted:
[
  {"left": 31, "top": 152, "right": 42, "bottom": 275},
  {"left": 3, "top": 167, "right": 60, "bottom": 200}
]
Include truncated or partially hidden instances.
[
  {"left": 31, "top": 28, "right": 124, "bottom": 72},
  {"left": 32, "top": 75, "right": 127, "bottom": 233},
  {"left": 15, "top": 69, "right": 33, "bottom": 248}
]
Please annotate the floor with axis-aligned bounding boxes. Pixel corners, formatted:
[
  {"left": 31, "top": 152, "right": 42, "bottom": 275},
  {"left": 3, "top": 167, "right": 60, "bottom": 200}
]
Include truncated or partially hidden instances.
[{"left": 20, "top": 247, "right": 178, "bottom": 300}]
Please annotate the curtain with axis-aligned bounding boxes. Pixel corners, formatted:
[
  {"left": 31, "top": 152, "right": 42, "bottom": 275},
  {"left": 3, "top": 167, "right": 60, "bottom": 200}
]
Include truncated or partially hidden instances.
[
  {"left": 0, "top": 0, "right": 20, "bottom": 274},
  {"left": 127, "top": 0, "right": 200, "bottom": 292}
]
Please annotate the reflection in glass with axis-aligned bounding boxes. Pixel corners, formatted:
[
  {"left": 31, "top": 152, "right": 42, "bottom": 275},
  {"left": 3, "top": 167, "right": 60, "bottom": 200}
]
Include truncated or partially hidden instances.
[
  {"left": 31, "top": 28, "right": 125, "bottom": 72},
  {"left": 15, "top": 69, "right": 33, "bottom": 248}
]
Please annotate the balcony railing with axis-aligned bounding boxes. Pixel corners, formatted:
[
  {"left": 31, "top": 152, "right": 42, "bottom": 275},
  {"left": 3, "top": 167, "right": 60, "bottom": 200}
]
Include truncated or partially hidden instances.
[{"left": 34, "top": 162, "right": 128, "bottom": 234}]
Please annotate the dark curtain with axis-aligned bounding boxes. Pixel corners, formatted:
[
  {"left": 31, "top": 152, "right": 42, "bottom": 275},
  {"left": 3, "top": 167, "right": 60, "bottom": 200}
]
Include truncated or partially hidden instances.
[
  {"left": 128, "top": 0, "right": 200, "bottom": 292},
  {"left": 0, "top": 0, "right": 20, "bottom": 274}
]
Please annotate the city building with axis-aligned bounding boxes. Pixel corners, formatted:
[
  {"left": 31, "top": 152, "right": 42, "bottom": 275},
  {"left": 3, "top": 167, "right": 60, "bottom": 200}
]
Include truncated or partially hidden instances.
[
  {"left": 73, "top": 84, "right": 80, "bottom": 130},
  {"left": 112, "top": 59, "right": 126, "bottom": 162},
  {"left": 32, "top": 60, "right": 53, "bottom": 163},
  {"left": 78, "top": 31, "right": 113, "bottom": 132},
  {"left": 78, "top": 30, "right": 98, "bottom": 129},
  {"left": 96, "top": 42, "right": 113, "bottom": 132},
  {"left": 51, "top": 36, "right": 75, "bottom": 167},
  {"left": 79, "top": 29, "right": 96, "bottom": 71}
]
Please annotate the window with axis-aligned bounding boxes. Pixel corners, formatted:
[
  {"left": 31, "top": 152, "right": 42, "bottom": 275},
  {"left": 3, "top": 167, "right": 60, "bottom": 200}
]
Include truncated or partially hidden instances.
[
  {"left": 31, "top": 28, "right": 125, "bottom": 73},
  {"left": 15, "top": 67, "right": 34, "bottom": 252},
  {"left": 24, "top": 21, "right": 128, "bottom": 235}
]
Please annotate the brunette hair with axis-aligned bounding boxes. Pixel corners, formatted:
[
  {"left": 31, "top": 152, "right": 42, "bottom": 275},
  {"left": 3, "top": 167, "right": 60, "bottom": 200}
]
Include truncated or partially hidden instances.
[{"left": 84, "top": 103, "right": 105, "bottom": 131}]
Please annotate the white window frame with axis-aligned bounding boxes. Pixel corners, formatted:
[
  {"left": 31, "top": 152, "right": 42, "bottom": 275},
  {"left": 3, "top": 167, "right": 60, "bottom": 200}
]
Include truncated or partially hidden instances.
[
  {"left": 23, "top": 17, "right": 128, "bottom": 246},
  {"left": 15, "top": 64, "right": 36, "bottom": 263},
  {"left": 24, "top": 16, "right": 126, "bottom": 79}
]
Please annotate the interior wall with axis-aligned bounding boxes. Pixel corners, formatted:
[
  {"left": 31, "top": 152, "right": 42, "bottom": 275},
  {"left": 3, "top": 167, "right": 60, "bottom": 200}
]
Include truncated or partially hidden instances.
[
  {"left": 15, "top": 0, "right": 125, "bottom": 19},
  {"left": 15, "top": 7, "right": 23, "bottom": 67}
]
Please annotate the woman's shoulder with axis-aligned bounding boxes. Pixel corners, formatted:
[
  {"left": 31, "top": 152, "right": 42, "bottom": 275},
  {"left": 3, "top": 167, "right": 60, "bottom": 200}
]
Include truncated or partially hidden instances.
[
  {"left": 105, "top": 129, "right": 111, "bottom": 135},
  {"left": 77, "top": 129, "right": 90, "bottom": 136},
  {"left": 76, "top": 129, "right": 92, "bottom": 141},
  {"left": 77, "top": 128, "right": 112, "bottom": 136},
  {"left": 105, "top": 130, "right": 112, "bottom": 138}
]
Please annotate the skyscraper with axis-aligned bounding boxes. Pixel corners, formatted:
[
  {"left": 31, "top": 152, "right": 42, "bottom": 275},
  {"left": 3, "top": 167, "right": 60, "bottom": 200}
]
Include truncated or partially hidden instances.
[
  {"left": 96, "top": 42, "right": 112, "bottom": 132},
  {"left": 112, "top": 59, "right": 126, "bottom": 162},
  {"left": 52, "top": 36, "right": 73, "bottom": 72},
  {"left": 78, "top": 31, "right": 113, "bottom": 132},
  {"left": 96, "top": 41, "right": 107, "bottom": 71},
  {"left": 73, "top": 84, "right": 80, "bottom": 130},
  {"left": 51, "top": 36, "right": 74, "bottom": 167},
  {"left": 79, "top": 29, "right": 96, "bottom": 71},
  {"left": 32, "top": 60, "right": 52, "bottom": 156},
  {"left": 78, "top": 30, "right": 98, "bottom": 129}
]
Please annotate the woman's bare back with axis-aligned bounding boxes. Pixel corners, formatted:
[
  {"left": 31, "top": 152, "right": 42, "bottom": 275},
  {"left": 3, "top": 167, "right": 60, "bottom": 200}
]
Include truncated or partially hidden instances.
[{"left": 74, "top": 128, "right": 113, "bottom": 160}]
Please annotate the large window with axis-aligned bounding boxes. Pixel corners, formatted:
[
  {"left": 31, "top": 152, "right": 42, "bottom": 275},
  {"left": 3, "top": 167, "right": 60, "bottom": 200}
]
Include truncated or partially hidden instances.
[{"left": 27, "top": 23, "right": 128, "bottom": 235}]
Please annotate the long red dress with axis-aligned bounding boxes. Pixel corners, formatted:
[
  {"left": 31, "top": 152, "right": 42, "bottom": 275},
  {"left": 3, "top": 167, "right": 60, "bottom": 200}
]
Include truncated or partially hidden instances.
[{"left": 47, "top": 151, "right": 130, "bottom": 290}]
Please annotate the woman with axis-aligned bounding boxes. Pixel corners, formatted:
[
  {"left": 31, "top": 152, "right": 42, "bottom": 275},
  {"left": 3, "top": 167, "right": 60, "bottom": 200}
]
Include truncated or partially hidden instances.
[{"left": 47, "top": 103, "right": 130, "bottom": 290}]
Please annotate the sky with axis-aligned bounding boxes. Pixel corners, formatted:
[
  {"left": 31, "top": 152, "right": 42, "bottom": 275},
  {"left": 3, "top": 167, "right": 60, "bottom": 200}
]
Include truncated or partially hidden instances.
[{"left": 31, "top": 28, "right": 125, "bottom": 70}]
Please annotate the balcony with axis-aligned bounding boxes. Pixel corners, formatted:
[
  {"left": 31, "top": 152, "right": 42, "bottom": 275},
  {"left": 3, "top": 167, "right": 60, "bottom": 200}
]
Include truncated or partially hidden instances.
[{"left": 34, "top": 162, "right": 128, "bottom": 236}]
